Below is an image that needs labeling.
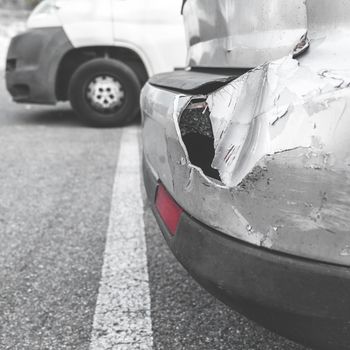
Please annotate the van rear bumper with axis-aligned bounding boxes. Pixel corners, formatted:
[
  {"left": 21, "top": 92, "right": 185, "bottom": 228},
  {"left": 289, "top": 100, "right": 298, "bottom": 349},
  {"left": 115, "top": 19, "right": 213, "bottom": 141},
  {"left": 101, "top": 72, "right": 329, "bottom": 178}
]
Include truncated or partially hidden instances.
[{"left": 6, "top": 27, "right": 73, "bottom": 104}]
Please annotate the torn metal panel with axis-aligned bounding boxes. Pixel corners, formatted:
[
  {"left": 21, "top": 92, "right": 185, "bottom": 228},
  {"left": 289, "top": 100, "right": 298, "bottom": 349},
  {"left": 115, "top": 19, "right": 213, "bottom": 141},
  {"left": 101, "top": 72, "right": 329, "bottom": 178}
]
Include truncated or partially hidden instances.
[{"left": 142, "top": 0, "right": 350, "bottom": 267}]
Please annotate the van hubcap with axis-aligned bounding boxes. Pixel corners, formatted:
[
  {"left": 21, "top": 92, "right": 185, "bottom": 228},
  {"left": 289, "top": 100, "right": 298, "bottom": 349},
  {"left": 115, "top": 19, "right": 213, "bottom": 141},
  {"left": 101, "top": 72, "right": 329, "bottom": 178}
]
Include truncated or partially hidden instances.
[{"left": 86, "top": 75, "right": 125, "bottom": 113}]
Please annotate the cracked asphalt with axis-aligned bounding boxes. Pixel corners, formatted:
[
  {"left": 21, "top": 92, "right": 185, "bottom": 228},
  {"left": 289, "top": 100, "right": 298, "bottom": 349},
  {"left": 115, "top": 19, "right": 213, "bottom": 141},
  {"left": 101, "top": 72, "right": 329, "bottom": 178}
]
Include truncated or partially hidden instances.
[{"left": 0, "top": 71, "right": 309, "bottom": 350}]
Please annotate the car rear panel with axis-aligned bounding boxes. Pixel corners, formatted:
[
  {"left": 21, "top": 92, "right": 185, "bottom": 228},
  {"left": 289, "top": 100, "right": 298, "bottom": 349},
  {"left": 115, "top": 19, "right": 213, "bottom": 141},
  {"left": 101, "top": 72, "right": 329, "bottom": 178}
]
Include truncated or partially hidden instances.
[
  {"left": 142, "top": 0, "right": 350, "bottom": 348},
  {"left": 141, "top": 70, "right": 350, "bottom": 268}
]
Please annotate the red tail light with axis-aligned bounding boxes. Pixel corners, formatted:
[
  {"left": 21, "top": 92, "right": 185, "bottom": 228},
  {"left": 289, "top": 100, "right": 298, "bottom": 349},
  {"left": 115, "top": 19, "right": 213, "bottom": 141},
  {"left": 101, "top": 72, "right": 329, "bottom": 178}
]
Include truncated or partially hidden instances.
[{"left": 155, "top": 184, "right": 183, "bottom": 236}]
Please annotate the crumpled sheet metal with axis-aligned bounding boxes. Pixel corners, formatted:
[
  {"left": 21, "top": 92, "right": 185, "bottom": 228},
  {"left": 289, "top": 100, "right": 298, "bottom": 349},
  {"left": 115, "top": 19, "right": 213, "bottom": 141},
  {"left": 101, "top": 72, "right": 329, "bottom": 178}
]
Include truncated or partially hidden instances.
[
  {"left": 207, "top": 56, "right": 350, "bottom": 187},
  {"left": 142, "top": 0, "right": 350, "bottom": 266}
]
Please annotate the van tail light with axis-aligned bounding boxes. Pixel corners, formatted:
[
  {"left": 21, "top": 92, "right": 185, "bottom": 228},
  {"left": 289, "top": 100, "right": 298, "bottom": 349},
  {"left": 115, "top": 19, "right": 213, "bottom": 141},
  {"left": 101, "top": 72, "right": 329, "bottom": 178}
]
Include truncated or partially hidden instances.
[{"left": 155, "top": 184, "right": 183, "bottom": 236}]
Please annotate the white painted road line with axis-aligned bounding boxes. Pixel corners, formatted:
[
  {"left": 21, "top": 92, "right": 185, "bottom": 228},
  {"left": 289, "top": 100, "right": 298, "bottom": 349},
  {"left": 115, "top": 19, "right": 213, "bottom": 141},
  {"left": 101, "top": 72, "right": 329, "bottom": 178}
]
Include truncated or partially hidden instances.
[{"left": 90, "top": 127, "right": 153, "bottom": 350}]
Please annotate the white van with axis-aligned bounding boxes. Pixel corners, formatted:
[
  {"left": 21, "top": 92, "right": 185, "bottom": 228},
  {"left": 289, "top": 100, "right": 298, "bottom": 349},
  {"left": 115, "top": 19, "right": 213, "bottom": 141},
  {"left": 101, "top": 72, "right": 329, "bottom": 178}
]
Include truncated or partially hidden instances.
[{"left": 5, "top": 0, "right": 186, "bottom": 126}]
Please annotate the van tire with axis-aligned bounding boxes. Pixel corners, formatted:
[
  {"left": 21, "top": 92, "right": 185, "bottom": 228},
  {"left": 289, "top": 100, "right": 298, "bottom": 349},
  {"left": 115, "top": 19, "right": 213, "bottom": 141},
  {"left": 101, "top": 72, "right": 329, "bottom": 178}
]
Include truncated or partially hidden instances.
[{"left": 68, "top": 58, "right": 141, "bottom": 127}]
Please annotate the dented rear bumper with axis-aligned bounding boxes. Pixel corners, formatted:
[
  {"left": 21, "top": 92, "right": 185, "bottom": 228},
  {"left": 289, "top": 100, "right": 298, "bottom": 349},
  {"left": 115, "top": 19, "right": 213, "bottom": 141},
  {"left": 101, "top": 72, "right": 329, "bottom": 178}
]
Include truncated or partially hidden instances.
[
  {"left": 142, "top": 64, "right": 350, "bottom": 347},
  {"left": 6, "top": 27, "right": 72, "bottom": 104},
  {"left": 143, "top": 158, "right": 350, "bottom": 350}
]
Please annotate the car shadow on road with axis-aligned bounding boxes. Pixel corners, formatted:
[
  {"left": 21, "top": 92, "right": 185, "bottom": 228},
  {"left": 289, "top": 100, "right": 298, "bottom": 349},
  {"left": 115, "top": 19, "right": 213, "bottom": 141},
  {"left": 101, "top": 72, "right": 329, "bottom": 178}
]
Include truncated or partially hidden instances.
[
  {"left": 16, "top": 105, "right": 87, "bottom": 128},
  {"left": 16, "top": 105, "right": 142, "bottom": 128}
]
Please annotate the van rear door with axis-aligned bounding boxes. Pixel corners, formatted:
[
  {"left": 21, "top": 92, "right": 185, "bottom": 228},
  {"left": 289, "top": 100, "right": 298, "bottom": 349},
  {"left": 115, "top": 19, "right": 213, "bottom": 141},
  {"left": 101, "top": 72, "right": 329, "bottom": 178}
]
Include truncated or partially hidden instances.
[{"left": 111, "top": 0, "right": 187, "bottom": 75}]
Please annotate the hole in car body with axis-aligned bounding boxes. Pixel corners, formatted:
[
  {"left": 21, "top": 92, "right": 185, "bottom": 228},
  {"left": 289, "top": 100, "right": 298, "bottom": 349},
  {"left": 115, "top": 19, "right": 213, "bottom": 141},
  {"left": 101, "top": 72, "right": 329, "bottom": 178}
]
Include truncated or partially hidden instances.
[{"left": 179, "top": 98, "right": 221, "bottom": 181}]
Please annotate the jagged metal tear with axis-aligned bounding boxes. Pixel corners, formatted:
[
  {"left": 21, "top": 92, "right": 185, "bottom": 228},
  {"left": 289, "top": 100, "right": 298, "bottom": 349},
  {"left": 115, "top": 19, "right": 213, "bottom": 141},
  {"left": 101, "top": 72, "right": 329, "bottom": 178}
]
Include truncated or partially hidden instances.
[
  {"left": 205, "top": 56, "right": 350, "bottom": 187},
  {"left": 180, "top": 0, "right": 350, "bottom": 187}
]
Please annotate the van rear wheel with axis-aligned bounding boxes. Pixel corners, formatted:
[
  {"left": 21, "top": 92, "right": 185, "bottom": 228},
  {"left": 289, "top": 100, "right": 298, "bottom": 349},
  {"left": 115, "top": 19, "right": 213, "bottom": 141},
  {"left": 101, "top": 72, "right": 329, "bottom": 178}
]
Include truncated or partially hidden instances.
[{"left": 68, "top": 58, "right": 141, "bottom": 127}]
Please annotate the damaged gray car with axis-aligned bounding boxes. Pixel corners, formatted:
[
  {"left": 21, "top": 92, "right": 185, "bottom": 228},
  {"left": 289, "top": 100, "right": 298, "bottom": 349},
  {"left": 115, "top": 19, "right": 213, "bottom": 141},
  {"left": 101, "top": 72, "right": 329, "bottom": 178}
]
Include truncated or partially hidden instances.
[{"left": 142, "top": 1, "right": 350, "bottom": 349}]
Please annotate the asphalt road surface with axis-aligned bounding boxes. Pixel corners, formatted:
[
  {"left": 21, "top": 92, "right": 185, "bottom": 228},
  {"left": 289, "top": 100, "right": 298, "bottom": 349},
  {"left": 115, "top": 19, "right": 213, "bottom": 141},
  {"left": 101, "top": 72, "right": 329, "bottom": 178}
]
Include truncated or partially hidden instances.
[{"left": 0, "top": 72, "right": 309, "bottom": 350}]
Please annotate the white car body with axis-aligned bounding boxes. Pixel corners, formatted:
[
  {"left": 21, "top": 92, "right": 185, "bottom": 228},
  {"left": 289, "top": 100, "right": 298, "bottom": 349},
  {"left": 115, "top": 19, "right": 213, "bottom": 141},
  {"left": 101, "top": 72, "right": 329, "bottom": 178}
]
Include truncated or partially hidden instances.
[
  {"left": 27, "top": 0, "right": 187, "bottom": 76},
  {"left": 6, "top": 0, "right": 186, "bottom": 116}
]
